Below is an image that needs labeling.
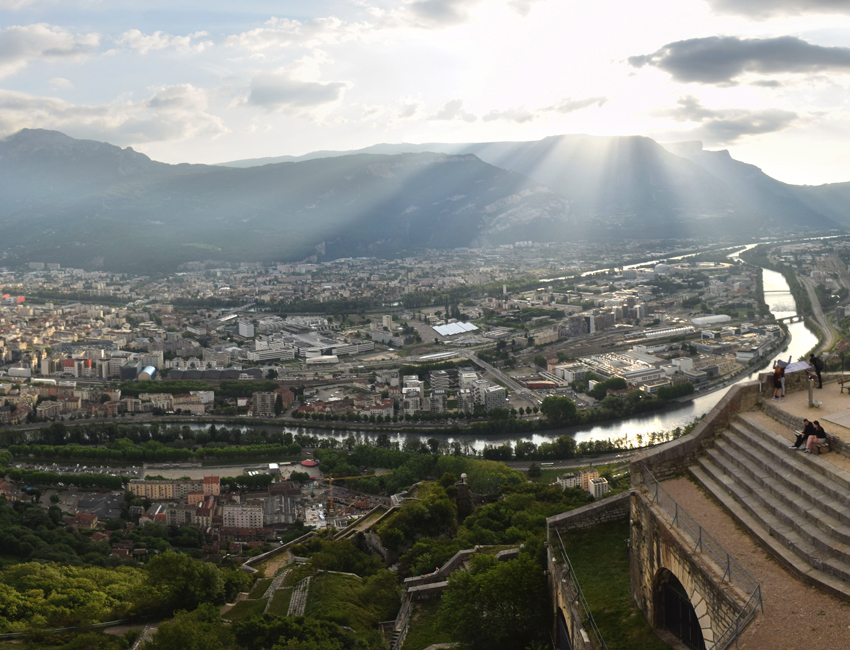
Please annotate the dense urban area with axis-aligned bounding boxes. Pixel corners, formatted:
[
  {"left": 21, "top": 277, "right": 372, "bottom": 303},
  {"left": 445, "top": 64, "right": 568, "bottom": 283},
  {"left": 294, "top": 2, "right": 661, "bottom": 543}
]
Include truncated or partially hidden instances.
[{"left": 2, "top": 235, "right": 849, "bottom": 650}]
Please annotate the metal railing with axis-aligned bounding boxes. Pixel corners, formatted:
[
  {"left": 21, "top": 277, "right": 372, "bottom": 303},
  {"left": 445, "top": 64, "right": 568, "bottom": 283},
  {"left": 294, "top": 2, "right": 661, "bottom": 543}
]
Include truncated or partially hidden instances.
[
  {"left": 554, "top": 529, "right": 609, "bottom": 650},
  {"left": 642, "top": 467, "right": 763, "bottom": 650}
]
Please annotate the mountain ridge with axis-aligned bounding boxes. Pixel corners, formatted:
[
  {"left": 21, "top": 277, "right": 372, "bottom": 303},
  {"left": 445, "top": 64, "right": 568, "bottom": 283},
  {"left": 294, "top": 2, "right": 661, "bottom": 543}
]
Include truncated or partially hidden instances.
[{"left": 1, "top": 129, "right": 848, "bottom": 272}]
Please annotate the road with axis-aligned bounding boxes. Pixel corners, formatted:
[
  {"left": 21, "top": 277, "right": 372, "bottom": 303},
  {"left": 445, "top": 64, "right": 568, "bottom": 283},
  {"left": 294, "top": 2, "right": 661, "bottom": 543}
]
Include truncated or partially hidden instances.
[
  {"left": 800, "top": 275, "right": 835, "bottom": 353},
  {"left": 505, "top": 449, "right": 640, "bottom": 471},
  {"left": 459, "top": 350, "right": 539, "bottom": 408}
]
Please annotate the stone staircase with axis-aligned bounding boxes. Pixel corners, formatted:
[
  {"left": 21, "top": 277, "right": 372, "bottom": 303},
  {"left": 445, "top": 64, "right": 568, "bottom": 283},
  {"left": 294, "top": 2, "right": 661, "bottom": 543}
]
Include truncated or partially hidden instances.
[
  {"left": 287, "top": 576, "right": 311, "bottom": 617},
  {"left": 690, "top": 412, "right": 850, "bottom": 600}
]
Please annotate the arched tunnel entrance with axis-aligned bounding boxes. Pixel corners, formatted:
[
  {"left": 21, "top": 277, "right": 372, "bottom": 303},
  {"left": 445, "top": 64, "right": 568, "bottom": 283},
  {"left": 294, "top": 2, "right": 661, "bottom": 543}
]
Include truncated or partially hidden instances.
[
  {"left": 656, "top": 569, "right": 706, "bottom": 650},
  {"left": 556, "top": 609, "right": 572, "bottom": 650}
]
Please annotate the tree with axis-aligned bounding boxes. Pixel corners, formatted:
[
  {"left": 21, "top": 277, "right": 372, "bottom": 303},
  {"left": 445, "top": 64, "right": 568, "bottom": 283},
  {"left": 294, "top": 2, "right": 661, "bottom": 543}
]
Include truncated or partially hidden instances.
[
  {"left": 533, "top": 355, "right": 547, "bottom": 368},
  {"left": 527, "top": 462, "right": 541, "bottom": 478},
  {"left": 540, "top": 396, "right": 579, "bottom": 427},
  {"left": 145, "top": 604, "right": 233, "bottom": 650},
  {"left": 145, "top": 552, "right": 225, "bottom": 610},
  {"left": 274, "top": 393, "right": 283, "bottom": 416},
  {"left": 439, "top": 554, "right": 548, "bottom": 650},
  {"left": 266, "top": 368, "right": 278, "bottom": 380}
]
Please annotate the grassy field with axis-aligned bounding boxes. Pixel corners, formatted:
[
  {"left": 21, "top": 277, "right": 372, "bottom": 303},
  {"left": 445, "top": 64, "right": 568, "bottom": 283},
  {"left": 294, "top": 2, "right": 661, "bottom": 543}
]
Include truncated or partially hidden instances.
[
  {"left": 249, "top": 578, "right": 273, "bottom": 599},
  {"left": 304, "top": 573, "right": 374, "bottom": 632},
  {"left": 267, "top": 588, "right": 294, "bottom": 617},
  {"left": 222, "top": 598, "right": 267, "bottom": 622},
  {"left": 400, "top": 598, "right": 454, "bottom": 650},
  {"left": 563, "top": 519, "right": 671, "bottom": 650}
]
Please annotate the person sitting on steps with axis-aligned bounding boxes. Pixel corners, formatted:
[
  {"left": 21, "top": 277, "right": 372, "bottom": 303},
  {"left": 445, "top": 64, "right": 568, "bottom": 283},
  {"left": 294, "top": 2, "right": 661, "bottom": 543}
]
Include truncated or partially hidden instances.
[
  {"left": 790, "top": 418, "right": 816, "bottom": 450},
  {"left": 805, "top": 420, "right": 828, "bottom": 454}
]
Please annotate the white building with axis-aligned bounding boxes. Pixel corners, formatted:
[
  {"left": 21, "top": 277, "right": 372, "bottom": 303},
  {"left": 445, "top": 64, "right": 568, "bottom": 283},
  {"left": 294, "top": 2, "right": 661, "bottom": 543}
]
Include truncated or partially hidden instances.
[
  {"left": 238, "top": 321, "right": 255, "bottom": 338},
  {"left": 558, "top": 473, "right": 579, "bottom": 489},
  {"left": 472, "top": 379, "right": 491, "bottom": 405},
  {"left": 483, "top": 385, "right": 507, "bottom": 411},
  {"left": 222, "top": 504, "right": 264, "bottom": 528},
  {"left": 457, "top": 388, "right": 475, "bottom": 413},
  {"left": 590, "top": 477, "right": 610, "bottom": 499}
]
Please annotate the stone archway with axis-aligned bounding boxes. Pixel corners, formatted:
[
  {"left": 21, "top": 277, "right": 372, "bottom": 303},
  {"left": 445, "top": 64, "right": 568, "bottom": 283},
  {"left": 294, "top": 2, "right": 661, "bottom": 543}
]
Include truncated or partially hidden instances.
[
  {"left": 654, "top": 568, "right": 708, "bottom": 650},
  {"left": 555, "top": 609, "right": 572, "bottom": 650}
]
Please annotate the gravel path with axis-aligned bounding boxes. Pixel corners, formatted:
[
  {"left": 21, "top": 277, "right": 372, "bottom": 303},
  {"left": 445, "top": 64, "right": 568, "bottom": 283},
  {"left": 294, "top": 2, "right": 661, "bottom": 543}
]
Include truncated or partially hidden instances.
[{"left": 661, "top": 476, "right": 850, "bottom": 649}]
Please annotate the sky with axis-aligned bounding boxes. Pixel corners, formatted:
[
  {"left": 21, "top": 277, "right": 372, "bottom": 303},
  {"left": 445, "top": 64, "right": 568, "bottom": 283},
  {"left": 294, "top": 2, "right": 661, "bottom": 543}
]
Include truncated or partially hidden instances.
[{"left": 2, "top": 0, "right": 850, "bottom": 185}]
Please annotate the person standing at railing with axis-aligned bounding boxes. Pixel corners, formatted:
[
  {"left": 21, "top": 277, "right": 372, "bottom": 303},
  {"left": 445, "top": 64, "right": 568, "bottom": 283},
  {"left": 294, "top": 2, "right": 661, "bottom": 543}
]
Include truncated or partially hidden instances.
[{"left": 772, "top": 363, "right": 784, "bottom": 402}]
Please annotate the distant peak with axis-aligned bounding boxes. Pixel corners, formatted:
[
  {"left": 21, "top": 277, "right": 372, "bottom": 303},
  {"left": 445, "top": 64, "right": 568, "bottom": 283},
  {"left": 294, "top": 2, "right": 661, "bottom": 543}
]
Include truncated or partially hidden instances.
[{"left": 660, "top": 141, "right": 704, "bottom": 158}]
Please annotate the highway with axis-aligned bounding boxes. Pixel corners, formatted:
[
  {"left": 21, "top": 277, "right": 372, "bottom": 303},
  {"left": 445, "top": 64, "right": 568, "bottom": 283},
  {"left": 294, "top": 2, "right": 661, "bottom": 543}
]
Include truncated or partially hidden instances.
[
  {"left": 800, "top": 275, "right": 836, "bottom": 354},
  {"left": 459, "top": 350, "right": 540, "bottom": 408}
]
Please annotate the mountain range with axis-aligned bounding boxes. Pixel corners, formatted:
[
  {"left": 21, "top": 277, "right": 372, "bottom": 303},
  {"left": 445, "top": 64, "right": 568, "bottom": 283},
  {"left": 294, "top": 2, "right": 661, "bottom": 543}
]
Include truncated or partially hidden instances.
[{"left": 0, "top": 128, "right": 848, "bottom": 273}]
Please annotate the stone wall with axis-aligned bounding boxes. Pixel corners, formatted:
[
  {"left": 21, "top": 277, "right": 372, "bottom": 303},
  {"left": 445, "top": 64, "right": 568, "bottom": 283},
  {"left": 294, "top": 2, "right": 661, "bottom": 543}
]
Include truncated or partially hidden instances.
[
  {"left": 761, "top": 391, "right": 850, "bottom": 455},
  {"left": 241, "top": 531, "right": 317, "bottom": 573},
  {"left": 546, "top": 491, "right": 630, "bottom": 535},
  {"left": 547, "top": 552, "right": 598, "bottom": 650},
  {"left": 630, "top": 380, "right": 761, "bottom": 484},
  {"left": 630, "top": 490, "right": 745, "bottom": 649}
]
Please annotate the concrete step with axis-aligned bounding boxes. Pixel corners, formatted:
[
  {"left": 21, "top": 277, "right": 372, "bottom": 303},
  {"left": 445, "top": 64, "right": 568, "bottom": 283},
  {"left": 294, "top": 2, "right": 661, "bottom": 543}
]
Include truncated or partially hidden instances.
[
  {"left": 716, "top": 431, "right": 850, "bottom": 530},
  {"left": 735, "top": 414, "right": 850, "bottom": 487},
  {"left": 693, "top": 453, "right": 850, "bottom": 584},
  {"left": 689, "top": 464, "right": 850, "bottom": 602},
  {"left": 729, "top": 418, "right": 850, "bottom": 503},
  {"left": 705, "top": 444, "right": 850, "bottom": 559}
]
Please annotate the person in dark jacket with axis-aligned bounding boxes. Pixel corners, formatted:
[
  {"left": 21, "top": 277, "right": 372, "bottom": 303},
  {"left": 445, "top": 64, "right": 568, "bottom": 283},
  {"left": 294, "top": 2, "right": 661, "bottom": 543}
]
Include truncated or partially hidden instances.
[
  {"left": 809, "top": 354, "right": 824, "bottom": 388},
  {"left": 806, "top": 420, "right": 828, "bottom": 454},
  {"left": 790, "top": 418, "right": 816, "bottom": 449}
]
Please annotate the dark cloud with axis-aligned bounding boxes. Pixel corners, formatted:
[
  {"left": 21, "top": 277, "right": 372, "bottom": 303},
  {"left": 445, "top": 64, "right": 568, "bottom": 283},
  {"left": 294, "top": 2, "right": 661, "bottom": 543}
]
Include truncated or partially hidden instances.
[
  {"left": 663, "top": 95, "right": 797, "bottom": 144},
  {"left": 706, "top": 0, "right": 850, "bottom": 18},
  {"left": 408, "top": 0, "right": 480, "bottom": 27},
  {"left": 629, "top": 35, "right": 850, "bottom": 85},
  {"left": 751, "top": 79, "right": 783, "bottom": 88},
  {"left": 247, "top": 74, "right": 347, "bottom": 109}
]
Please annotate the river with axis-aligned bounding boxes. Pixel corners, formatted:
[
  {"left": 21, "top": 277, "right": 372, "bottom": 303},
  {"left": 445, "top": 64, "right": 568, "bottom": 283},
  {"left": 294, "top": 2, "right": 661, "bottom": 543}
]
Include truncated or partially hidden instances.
[{"left": 175, "top": 249, "right": 816, "bottom": 452}]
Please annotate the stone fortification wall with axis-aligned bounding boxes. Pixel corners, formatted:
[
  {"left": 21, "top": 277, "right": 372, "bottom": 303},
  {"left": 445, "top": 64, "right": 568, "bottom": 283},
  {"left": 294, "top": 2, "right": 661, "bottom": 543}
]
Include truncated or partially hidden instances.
[
  {"left": 546, "top": 491, "right": 629, "bottom": 535},
  {"left": 545, "top": 494, "right": 630, "bottom": 650},
  {"left": 630, "top": 381, "right": 761, "bottom": 484},
  {"left": 629, "top": 490, "right": 744, "bottom": 649}
]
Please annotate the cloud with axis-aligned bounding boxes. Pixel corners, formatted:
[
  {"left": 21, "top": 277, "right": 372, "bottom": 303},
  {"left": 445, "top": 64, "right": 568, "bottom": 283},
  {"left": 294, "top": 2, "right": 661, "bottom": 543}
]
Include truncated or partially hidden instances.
[
  {"left": 705, "top": 0, "right": 850, "bottom": 18},
  {"left": 431, "top": 99, "right": 476, "bottom": 121},
  {"left": 751, "top": 79, "right": 783, "bottom": 88},
  {"left": 398, "top": 102, "right": 421, "bottom": 119},
  {"left": 507, "top": 0, "right": 545, "bottom": 16},
  {"left": 483, "top": 106, "right": 536, "bottom": 123},
  {"left": 0, "top": 84, "right": 226, "bottom": 145},
  {"left": 407, "top": 0, "right": 482, "bottom": 27},
  {"left": 547, "top": 96, "right": 608, "bottom": 113},
  {"left": 0, "top": 0, "right": 38, "bottom": 8},
  {"left": 225, "top": 16, "right": 369, "bottom": 53},
  {"left": 629, "top": 36, "right": 850, "bottom": 85},
  {"left": 246, "top": 71, "right": 348, "bottom": 110},
  {"left": 482, "top": 96, "right": 607, "bottom": 123},
  {"left": 661, "top": 95, "right": 797, "bottom": 144},
  {"left": 116, "top": 30, "right": 212, "bottom": 55},
  {"left": 0, "top": 23, "right": 99, "bottom": 78},
  {"left": 48, "top": 77, "right": 73, "bottom": 89}
]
